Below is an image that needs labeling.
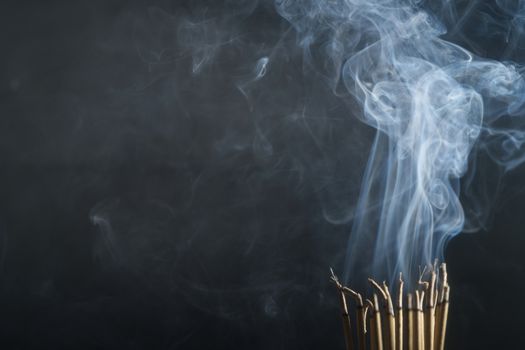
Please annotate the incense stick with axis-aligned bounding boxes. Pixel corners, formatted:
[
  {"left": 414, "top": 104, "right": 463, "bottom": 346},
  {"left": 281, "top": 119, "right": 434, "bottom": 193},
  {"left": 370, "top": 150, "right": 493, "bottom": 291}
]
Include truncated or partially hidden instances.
[
  {"left": 372, "top": 293, "right": 384, "bottom": 350},
  {"left": 367, "top": 299, "right": 377, "bottom": 350},
  {"left": 415, "top": 290, "right": 425, "bottom": 350},
  {"left": 396, "top": 274, "right": 404, "bottom": 350},
  {"left": 407, "top": 293, "right": 415, "bottom": 350},
  {"left": 437, "top": 285, "right": 449, "bottom": 350},
  {"left": 343, "top": 286, "right": 366, "bottom": 350},
  {"left": 417, "top": 265, "right": 429, "bottom": 350},
  {"left": 330, "top": 269, "right": 354, "bottom": 350},
  {"left": 368, "top": 279, "right": 388, "bottom": 350},
  {"left": 382, "top": 281, "right": 396, "bottom": 350},
  {"left": 436, "top": 264, "right": 449, "bottom": 350},
  {"left": 425, "top": 269, "right": 437, "bottom": 350}
]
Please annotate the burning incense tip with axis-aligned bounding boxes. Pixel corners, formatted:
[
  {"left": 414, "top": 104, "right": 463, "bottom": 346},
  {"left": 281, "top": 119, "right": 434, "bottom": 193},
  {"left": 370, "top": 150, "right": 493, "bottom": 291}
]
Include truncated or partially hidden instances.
[{"left": 332, "top": 263, "right": 450, "bottom": 350}]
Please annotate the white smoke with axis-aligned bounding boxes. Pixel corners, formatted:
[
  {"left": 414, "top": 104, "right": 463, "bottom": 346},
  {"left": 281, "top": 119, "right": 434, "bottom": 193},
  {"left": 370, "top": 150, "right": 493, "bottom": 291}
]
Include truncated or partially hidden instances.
[{"left": 275, "top": 0, "right": 525, "bottom": 287}]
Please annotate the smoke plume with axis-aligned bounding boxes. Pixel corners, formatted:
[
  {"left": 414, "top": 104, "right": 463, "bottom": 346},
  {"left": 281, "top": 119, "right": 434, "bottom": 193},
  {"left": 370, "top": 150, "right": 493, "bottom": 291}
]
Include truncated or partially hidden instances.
[{"left": 275, "top": 0, "right": 525, "bottom": 287}]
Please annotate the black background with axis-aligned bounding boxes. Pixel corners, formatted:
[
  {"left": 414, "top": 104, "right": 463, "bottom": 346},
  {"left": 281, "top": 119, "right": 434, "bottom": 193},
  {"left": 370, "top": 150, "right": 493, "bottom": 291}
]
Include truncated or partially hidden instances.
[{"left": 1, "top": 1, "right": 525, "bottom": 349}]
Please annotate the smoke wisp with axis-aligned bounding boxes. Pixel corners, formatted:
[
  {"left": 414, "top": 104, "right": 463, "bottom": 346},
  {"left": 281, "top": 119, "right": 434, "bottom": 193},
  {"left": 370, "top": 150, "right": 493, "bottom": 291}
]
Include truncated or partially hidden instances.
[{"left": 276, "top": 0, "right": 525, "bottom": 287}]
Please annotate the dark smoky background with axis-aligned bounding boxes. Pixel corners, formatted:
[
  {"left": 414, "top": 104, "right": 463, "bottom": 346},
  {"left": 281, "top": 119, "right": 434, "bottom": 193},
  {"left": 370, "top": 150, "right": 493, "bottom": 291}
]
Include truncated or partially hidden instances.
[{"left": 0, "top": 0, "right": 524, "bottom": 349}]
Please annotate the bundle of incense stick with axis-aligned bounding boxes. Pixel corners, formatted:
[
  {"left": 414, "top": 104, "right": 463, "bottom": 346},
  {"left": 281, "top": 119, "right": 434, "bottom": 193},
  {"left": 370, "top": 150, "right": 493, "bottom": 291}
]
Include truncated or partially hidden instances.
[{"left": 330, "top": 263, "right": 450, "bottom": 350}]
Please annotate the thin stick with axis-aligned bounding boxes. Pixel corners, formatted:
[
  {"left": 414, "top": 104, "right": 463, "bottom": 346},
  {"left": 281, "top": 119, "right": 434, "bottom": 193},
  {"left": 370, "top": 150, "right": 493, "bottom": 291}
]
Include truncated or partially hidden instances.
[
  {"left": 368, "top": 278, "right": 388, "bottom": 300},
  {"left": 434, "top": 303, "right": 442, "bottom": 350},
  {"left": 357, "top": 304, "right": 366, "bottom": 350},
  {"left": 367, "top": 299, "right": 377, "bottom": 350},
  {"left": 415, "top": 290, "right": 425, "bottom": 350},
  {"left": 417, "top": 267, "right": 429, "bottom": 350},
  {"left": 438, "top": 285, "right": 450, "bottom": 350},
  {"left": 369, "top": 279, "right": 388, "bottom": 350},
  {"left": 407, "top": 293, "right": 415, "bottom": 350},
  {"left": 433, "top": 261, "right": 442, "bottom": 350},
  {"left": 343, "top": 286, "right": 366, "bottom": 350},
  {"left": 396, "top": 273, "right": 404, "bottom": 350},
  {"left": 363, "top": 303, "right": 370, "bottom": 335},
  {"left": 383, "top": 281, "right": 396, "bottom": 350},
  {"left": 418, "top": 266, "right": 429, "bottom": 291},
  {"left": 330, "top": 269, "right": 354, "bottom": 350},
  {"left": 372, "top": 293, "right": 384, "bottom": 350},
  {"left": 436, "top": 264, "right": 449, "bottom": 350},
  {"left": 425, "top": 269, "right": 437, "bottom": 350}
]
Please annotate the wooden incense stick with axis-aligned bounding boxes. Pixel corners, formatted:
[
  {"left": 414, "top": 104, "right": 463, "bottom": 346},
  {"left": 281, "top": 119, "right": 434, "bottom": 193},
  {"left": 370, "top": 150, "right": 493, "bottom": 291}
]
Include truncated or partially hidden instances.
[
  {"left": 382, "top": 281, "right": 396, "bottom": 350},
  {"left": 434, "top": 269, "right": 444, "bottom": 349},
  {"left": 343, "top": 286, "right": 366, "bottom": 350},
  {"left": 436, "top": 264, "right": 449, "bottom": 350},
  {"left": 363, "top": 303, "right": 370, "bottom": 335},
  {"left": 368, "top": 279, "right": 388, "bottom": 350},
  {"left": 438, "top": 285, "right": 450, "bottom": 350},
  {"left": 434, "top": 304, "right": 442, "bottom": 350},
  {"left": 417, "top": 266, "right": 429, "bottom": 350},
  {"left": 407, "top": 293, "right": 415, "bottom": 350},
  {"left": 367, "top": 299, "right": 377, "bottom": 350},
  {"left": 396, "top": 274, "right": 404, "bottom": 350},
  {"left": 330, "top": 269, "right": 354, "bottom": 350},
  {"left": 372, "top": 293, "right": 384, "bottom": 350},
  {"left": 415, "top": 290, "right": 425, "bottom": 350},
  {"left": 425, "top": 269, "right": 437, "bottom": 350}
]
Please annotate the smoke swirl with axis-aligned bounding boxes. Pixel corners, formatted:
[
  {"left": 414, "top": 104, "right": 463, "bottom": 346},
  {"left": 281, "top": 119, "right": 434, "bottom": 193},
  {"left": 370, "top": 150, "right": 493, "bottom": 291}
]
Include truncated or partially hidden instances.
[{"left": 275, "top": 0, "right": 525, "bottom": 287}]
